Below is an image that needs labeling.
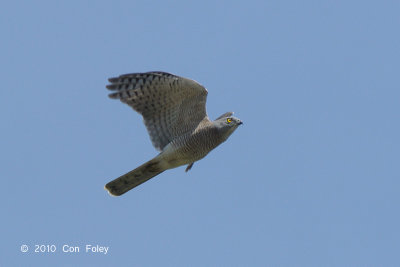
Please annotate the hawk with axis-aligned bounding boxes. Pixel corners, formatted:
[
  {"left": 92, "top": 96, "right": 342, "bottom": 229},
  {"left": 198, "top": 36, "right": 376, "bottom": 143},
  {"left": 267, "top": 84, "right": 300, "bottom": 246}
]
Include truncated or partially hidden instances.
[{"left": 104, "top": 72, "right": 243, "bottom": 196}]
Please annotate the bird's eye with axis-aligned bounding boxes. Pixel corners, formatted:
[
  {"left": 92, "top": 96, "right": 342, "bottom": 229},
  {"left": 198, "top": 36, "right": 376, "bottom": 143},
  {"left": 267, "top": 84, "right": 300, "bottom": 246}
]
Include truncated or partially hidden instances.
[{"left": 226, "top": 118, "right": 232, "bottom": 123}]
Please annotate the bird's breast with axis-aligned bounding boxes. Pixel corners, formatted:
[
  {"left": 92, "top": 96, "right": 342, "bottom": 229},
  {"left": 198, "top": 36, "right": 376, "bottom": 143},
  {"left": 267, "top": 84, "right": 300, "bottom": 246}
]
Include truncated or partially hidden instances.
[{"left": 158, "top": 127, "right": 223, "bottom": 169}]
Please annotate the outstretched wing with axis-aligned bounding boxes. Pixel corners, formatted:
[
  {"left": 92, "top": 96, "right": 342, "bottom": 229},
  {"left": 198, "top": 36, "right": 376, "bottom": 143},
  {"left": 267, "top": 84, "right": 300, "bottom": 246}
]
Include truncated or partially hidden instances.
[{"left": 106, "top": 71, "right": 209, "bottom": 151}]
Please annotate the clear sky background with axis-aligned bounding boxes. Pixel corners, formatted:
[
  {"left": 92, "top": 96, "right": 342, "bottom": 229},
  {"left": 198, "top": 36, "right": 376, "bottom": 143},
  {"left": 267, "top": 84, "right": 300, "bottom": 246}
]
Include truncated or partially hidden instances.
[{"left": 1, "top": 0, "right": 399, "bottom": 266}]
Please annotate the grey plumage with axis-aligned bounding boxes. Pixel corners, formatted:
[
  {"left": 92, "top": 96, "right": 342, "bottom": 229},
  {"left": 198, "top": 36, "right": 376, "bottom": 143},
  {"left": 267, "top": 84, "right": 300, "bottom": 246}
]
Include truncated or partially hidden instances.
[{"left": 104, "top": 71, "right": 242, "bottom": 196}]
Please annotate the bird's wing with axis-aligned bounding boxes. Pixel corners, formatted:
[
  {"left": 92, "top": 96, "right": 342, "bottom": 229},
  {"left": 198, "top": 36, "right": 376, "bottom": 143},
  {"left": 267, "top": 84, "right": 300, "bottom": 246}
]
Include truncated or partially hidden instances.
[{"left": 107, "top": 71, "right": 209, "bottom": 151}]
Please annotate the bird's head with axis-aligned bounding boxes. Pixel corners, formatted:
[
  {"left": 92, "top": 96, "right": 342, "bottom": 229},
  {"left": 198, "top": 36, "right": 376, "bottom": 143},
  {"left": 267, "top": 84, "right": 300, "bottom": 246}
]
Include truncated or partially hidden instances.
[{"left": 213, "top": 112, "right": 243, "bottom": 141}]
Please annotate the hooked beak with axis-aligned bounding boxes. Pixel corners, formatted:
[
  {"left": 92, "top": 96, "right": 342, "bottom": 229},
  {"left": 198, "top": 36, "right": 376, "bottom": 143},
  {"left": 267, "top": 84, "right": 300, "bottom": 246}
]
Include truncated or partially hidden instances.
[{"left": 238, "top": 121, "right": 243, "bottom": 125}]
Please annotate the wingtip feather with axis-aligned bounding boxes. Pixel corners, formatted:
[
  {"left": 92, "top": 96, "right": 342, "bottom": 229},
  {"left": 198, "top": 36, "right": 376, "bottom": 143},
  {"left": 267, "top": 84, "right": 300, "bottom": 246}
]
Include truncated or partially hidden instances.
[
  {"left": 108, "top": 92, "right": 120, "bottom": 99},
  {"left": 108, "top": 77, "right": 119, "bottom": 83}
]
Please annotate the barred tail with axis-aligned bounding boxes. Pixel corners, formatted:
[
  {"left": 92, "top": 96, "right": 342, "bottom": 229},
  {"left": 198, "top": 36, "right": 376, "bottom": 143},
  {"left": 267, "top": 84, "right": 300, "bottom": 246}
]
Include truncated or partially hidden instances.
[{"left": 105, "top": 158, "right": 165, "bottom": 196}]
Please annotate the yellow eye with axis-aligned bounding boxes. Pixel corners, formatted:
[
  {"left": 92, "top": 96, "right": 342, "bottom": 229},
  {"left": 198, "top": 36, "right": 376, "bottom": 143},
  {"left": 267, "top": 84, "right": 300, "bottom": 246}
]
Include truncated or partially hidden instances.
[{"left": 226, "top": 118, "right": 232, "bottom": 123}]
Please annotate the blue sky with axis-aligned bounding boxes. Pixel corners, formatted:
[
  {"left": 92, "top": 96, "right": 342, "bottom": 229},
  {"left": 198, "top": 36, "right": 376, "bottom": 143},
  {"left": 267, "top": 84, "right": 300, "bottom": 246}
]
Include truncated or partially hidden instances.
[{"left": 1, "top": 0, "right": 399, "bottom": 266}]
